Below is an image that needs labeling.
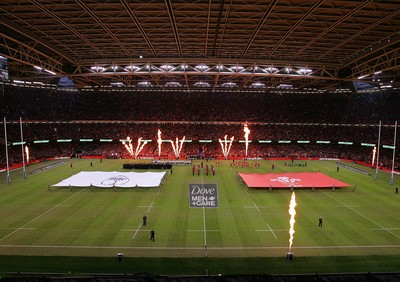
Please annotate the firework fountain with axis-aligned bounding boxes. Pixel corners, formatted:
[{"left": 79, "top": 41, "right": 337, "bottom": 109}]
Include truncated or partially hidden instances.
[
  {"left": 121, "top": 136, "right": 134, "bottom": 156},
  {"left": 243, "top": 123, "right": 250, "bottom": 158},
  {"left": 287, "top": 191, "right": 297, "bottom": 261},
  {"left": 372, "top": 146, "right": 376, "bottom": 167},
  {"left": 122, "top": 136, "right": 147, "bottom": 158},
  {"left": 157, "top": 129, "right": 162, "bottom": 157},
  {"left": 219, "top": 135, "right": 234, "bottom": 159},
  {"left": 135, "top": 137, "right": 148, "bottom": 158},
  {"left": 170, "top": 136, "right": 185, "bottom": 158},
  {"left": 25, "top": 145, "right": 30, "bottom": 164}
]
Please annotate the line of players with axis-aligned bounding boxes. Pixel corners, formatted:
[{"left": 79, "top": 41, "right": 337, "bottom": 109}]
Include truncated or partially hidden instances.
[{"left": 192, "top": 162, "right": 216, "bottom": 176}]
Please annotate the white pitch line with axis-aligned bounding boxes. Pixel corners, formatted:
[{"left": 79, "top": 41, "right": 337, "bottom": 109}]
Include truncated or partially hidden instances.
[
  {"left": 370, "top": 228, "right": 400, "bottom": 231},
  {"left": 147, "top": 202, "right": 154, "bottom": 213},
  {"left": 132, "top": 223, "right": 142, "bottom": 239},
  {"left": 0, "top": 189, "right": 83, "bottom": 243},
  {"left": 323, "top": 191, "right": 400, "bottom": 240},
  {"left": 121, "top": 229, "right": 147, "bottom": 232},
  {"left": 253, "top": 202, "right": 261, "bottom": 213},
  {"left": 267, "top": 223, "right": 277, "bottom": 239},
  {"left": 256, "top": 229, "right": 287, "bottom": 232},
  {"left": 188, "top": 230, "right": 220, "bottom": 232},
  {"left": 244, "top": 206, "right": 269, "bottom": 209},
  {"left": 202, "top": 184, "right": 207, "bottom": 248},
  {"left": 196, "top": 167, "right": 208, "bottom": 250},
  {"left": 0, "top": 244, "right": 399, "bottom": 251},
  {"left": 0, "top": 228, "right": 36, "bottom": 230}
]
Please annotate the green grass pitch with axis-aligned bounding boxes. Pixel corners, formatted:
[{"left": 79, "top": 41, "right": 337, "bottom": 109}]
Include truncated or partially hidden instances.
[{"left": 0, "top": 158, "right": 399, "bottom": 275}]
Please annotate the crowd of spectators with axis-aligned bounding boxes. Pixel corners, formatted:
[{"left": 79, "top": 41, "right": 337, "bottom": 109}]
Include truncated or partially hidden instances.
[
  {"left": 1, "top": 84, "right": 399, "bottom": 170},
  {"left": 1, "top": 121, "right": 398, "bottom": 170},
  {"left": 2, "top": 84, "right": 400, "bottom": 123}
]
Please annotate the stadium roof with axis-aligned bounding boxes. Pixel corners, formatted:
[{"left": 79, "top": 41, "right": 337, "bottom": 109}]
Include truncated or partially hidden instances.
[{"left": 1, "top": 0, "right": 400, "bottom": 91}]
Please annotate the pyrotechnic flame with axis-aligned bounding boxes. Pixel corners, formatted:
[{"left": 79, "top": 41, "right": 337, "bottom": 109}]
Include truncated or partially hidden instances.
[
  {"left": 288, "top": 191, "right": 297, "bottom": 251},
  {"left": 157, "top": 129, "right": 162, "bottom": 157},
  {"left": 170, "top": 136, "right": 186, "bottom": 158},
  {"left": 219, "top": 135, "right": 234, "bottom": 158},
  {"left": 219, "top": 136, "right": 227, "bottom": 158},
  {"left": 134, "top": 137, "right": 148, "bottom": 158},
  {"left": 244, "top": 123, "right": 250, "bottom": 157},
  {"left": 178, "top": 136, "right": 185, "bottom": 155},
  {"left": 372, "top": 146, "right": 376, "bottom": 166},
  {"left": 25, "top": 145, "right": 29, "bottom": 163},
  {"left": 226, "top": 136, "right": 234, "bottom": 156},
  {"left": 170, "top": 138, "right": 177, "bottom": 157},
  {"left": 170, "top": 136, "right": 185, "bottom": 158},
  {"left": 122, "top": 137, "right": 134, "bottom": 156},
  {"left": 129, "top": 142, "right": 134, "bottom": 156},
  {"left": 135, "top": 137, "right": 142, "bottom": 157}
]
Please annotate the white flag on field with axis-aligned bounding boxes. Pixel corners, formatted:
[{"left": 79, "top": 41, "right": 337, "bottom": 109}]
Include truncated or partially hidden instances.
[{"left": 52, "top": 171, "right": 166, "bottom": 188}]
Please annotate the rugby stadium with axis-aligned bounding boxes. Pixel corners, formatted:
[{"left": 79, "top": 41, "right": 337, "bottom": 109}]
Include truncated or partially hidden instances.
[{"left": 1, "top": 1, "right": 400, "bottom": 281}]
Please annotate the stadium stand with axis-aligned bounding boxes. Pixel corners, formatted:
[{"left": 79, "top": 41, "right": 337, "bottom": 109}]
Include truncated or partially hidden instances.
[{"left": 1, "top": 84, "right": 399, "bottom": 171}]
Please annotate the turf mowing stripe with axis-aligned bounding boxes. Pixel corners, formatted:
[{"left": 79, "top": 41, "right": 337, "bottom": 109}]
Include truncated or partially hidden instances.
[
  {"left": 0, "top": 189, "right": 84, "bottom": 243},
  {"left": 322, "top": 191, "right": 400, "bottom": 239}
]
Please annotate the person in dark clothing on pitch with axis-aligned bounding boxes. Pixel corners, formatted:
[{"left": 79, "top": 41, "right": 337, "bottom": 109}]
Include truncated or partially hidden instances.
[{"left": 150, "top": 229, "right": 155, "bottom": 241}]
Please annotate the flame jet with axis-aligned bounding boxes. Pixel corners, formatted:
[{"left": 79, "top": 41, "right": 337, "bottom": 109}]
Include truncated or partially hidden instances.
[
  {"left": 244, "top": 123, "right": 250, "bottom": 157},
  {"left": 135, "top": 137, "right": 148, "bottom": 158},
  {"left": 122, "top": 136, "right": 134, "bottom": 156},
  {"left": 157, "top": 129, "right": 162, "bottom": 157},
  {"left": 288, "top": 191, "right": 297, "bottom": 252},
  {"left": 25, "top": 145, "right": 30, "bottom": 163},
  {"left": 170, "top": 136, "right": 185, "bottom": 158},
  {"left": 122, "top": 136, "right": 147, "bottom": 158},
  {"left": 219, "top": 135, "right": 234, "bottom": 159},
  {"left": 372, "top": 146, "right": 376, "bottom": 166}
]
